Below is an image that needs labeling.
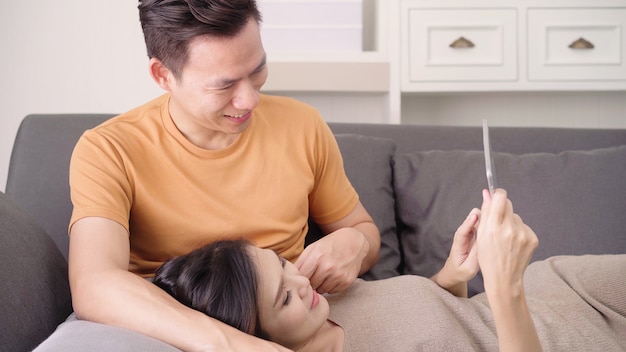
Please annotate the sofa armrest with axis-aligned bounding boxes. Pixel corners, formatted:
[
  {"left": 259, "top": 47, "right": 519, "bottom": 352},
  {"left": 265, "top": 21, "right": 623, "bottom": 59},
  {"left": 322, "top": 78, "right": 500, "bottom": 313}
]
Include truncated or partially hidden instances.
[{"left": 0, "top": 192, "right": 73, "bottom": 351}]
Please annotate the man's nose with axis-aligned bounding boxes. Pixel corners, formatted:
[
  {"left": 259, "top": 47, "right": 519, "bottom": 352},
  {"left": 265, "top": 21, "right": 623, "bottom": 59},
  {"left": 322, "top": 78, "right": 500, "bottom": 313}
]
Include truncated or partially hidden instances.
[{"left": 232, "top": 79, "right": 259, "bottom": 110}]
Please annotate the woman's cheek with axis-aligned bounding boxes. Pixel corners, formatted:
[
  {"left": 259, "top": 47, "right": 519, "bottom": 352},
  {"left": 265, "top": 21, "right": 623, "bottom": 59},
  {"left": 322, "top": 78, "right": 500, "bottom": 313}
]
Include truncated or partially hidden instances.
[{"left": 267, "top": 307, "right": 309, "bottom": 337}]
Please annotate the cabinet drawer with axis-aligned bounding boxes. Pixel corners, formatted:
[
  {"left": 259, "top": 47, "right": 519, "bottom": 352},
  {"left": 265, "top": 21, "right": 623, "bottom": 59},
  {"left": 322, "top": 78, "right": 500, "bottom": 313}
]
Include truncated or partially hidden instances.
[
  {"left": 528, "top": 8, "right": 626, "bottom": 81},
  {"left": 406, "top": 9, "right": 517, "bottom": 82}
]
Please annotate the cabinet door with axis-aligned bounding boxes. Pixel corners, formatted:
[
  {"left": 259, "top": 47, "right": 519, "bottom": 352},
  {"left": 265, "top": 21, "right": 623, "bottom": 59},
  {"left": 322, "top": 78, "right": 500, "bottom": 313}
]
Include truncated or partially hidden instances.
[
  {"left": 528, "top": 8, "right": 626, "bottom": 81},
  {"left": 406, "top": 8, "right": 517, "bottom": 82}
]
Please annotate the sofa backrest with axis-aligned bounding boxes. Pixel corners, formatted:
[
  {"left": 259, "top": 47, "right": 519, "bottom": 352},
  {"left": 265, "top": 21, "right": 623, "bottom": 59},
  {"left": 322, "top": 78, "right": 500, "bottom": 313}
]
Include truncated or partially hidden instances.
[
  {"left": 6, "top": 114, "right": 114, "bottom": 260},
  {"left": 323, "top": 123, "right": 626, "bottom": 291},
  {"left": 7, "top": 114, "right": 626, "bottom": 264},
  {"left": 329, "top": 122, "right": 626, "bottom": 154}
]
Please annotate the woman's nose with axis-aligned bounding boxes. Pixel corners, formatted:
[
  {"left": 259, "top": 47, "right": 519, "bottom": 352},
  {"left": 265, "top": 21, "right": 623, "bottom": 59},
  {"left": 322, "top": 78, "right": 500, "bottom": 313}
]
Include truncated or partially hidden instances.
[{"left": 290, "top": 273, "right": 311, "bottom": 298}]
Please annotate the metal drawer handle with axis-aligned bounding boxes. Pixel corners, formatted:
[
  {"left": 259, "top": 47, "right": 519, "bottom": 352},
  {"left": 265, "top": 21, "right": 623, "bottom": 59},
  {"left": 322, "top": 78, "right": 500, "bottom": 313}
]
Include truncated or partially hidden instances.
[
  {"left": 568, "top": 37, "right": 594, "bottom": 50},
  {"left": 449, "top": 37, "right": 475, "bottom": 49}
]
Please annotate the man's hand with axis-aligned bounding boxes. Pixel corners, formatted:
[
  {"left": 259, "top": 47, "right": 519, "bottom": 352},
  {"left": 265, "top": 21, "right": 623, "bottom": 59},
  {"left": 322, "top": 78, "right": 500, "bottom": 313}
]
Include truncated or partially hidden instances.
[
  {"left": 296, "top": 201, "right": 380, "bottom": 294},
  {"left": 431, "top": 208, "right": 480, "bottom": 297},
  {"left": 295, "top": 227, "right": 369, "bottom": 294}
]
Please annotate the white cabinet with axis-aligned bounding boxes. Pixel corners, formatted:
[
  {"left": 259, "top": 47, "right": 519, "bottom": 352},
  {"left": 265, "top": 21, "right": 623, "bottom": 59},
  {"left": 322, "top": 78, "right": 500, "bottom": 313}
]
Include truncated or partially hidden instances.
[
  {"left": 527, "top": 8, "right": 626, "bottom": 82},
  {"left": 399, "top": 0, "right": 626, "bottom": 95},
  {"left": 406, "top": 9, "right": 517, "bottom": 83},
  {"left": 262, "top": 0, "right": 626, "bottom": 125}
]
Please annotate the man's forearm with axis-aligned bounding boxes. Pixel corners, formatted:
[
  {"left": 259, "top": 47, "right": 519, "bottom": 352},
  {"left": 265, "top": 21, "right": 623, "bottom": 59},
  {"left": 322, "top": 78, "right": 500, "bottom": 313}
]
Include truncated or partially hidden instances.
[
  {"left": 72, "top": 269, "right": 253, "bottom": 351},
  {"left": 353, "top": 220, "right": 380, "bottom": 274}
]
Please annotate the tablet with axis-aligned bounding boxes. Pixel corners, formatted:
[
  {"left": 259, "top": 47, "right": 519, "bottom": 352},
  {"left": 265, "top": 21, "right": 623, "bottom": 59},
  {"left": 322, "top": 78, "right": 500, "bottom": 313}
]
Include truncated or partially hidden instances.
[{"left": 482, "top": 119, "right": 497, "bottom": 197}]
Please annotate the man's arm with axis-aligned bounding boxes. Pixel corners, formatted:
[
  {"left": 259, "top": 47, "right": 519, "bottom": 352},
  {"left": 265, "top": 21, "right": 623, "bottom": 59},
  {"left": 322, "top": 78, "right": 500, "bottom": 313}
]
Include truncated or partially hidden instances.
[
  {"left": 295, "top": 201, "right": 380, "bottom": 294},
  {"left": 69, "top": 217, "right": 291, "bottom": 352}
]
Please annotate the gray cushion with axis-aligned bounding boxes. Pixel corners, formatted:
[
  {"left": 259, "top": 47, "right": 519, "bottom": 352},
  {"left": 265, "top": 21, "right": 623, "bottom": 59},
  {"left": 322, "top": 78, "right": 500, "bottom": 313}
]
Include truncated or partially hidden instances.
[
  {"left": 327, "top": 134, "right": 400, "bottom": 279},
  {"left": 0, "top": 192, "right": 73, "bottom": 351},
  {"left": 33, "top": 317, "right": 181, "bottom": 352},
  {"left": 394, "top": 146, "right": 626, "bottom": 296}
]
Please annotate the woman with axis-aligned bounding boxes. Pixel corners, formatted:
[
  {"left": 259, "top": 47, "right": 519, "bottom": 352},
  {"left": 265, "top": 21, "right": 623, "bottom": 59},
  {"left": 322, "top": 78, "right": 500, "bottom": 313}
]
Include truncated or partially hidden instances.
[{"left": 153, "top": 190, "right": 626, "bottom": 351}]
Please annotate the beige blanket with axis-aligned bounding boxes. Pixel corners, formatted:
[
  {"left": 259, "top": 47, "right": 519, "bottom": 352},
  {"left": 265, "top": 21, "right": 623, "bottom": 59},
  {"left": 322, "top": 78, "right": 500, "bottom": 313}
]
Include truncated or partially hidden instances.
[{"left": 327, "top": 255, "right": 626, "bottom": 352}]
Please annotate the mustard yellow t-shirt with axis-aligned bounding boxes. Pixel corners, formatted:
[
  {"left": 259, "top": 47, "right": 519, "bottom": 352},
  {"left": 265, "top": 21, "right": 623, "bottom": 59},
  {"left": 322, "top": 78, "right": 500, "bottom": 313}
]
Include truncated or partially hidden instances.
[{"left": 69, "top": 93, "right": 358, "bottom": 277}]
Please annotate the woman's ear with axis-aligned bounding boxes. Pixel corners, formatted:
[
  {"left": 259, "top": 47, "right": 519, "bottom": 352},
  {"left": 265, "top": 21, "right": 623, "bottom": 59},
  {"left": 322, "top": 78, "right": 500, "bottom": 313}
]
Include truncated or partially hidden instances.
[{"left": 149, "top": 58, "right": 174, "bottom": 91}]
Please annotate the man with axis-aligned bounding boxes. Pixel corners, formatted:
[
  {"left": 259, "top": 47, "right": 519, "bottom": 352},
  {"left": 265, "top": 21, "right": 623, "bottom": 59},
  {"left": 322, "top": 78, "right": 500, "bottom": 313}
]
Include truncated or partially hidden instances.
[{"left": 67, "top": 1, "right": 380, "bottom": 351}]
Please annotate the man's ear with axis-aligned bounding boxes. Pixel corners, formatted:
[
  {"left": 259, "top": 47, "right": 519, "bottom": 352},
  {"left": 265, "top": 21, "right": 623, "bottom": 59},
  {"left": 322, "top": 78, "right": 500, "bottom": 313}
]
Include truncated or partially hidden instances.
[{"left": 149, "top": 58, "right": 175, "bottom": 91}]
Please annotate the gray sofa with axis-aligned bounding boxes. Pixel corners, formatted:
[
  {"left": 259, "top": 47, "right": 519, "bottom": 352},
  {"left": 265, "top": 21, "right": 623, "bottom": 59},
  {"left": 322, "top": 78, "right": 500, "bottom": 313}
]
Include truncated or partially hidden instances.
[{"left": 3, "top": 113, "right": 626, "bottom": 351}]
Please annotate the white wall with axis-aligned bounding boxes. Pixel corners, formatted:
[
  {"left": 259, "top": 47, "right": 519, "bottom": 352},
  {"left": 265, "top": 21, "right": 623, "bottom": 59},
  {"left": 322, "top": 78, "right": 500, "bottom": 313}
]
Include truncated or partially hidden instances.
[
  {"left": 0, "top": 1, "right": 381, "bottom": 192},
  {"left": 2, "top": 1, "right": 626, "bottom": 192},
  {"left": 0, "top": 1, "right": 163, "bottom": 192},
  {"left": 402, "top": 92, "right": 626, "bottom": 128}
]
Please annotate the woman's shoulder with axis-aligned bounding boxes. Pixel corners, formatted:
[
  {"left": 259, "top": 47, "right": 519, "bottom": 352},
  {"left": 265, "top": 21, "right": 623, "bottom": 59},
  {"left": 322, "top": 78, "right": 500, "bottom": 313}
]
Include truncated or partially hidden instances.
[
  {"left": 327, "top": 276, "right": 446, "bottom": 311},
  {"left": 351, "top": 275, "right": 439, "bottom": 292},
  {"left": 327, "top": 276, "right": 497, "bottom": 351}
]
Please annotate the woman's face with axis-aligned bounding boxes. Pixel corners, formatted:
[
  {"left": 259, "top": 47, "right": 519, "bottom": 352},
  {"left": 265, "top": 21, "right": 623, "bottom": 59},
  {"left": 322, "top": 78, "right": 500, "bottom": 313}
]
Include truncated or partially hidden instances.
[{"left": 250, "top": 246, "right": 330, "bottom": 348}]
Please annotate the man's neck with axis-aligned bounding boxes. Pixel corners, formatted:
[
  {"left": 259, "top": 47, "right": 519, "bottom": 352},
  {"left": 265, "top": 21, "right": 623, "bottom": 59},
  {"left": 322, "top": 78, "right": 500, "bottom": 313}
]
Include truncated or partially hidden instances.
[{"left": 168, "top": 109, "right": 240, "bottom": 150}]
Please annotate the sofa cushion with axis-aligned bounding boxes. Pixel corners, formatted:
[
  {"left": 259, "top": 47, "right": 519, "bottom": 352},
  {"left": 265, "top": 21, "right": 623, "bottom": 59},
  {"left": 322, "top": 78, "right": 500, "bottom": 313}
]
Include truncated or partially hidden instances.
[
  {"left": 0, "top": 192, "right": 73, "bottom": 351},
  {"left": 331, "top": 134, "right": 399, "bottom": 279},
  {"left": 33, "top": 317, "right": 181, "bottom": 352},
  {"left": 394, "top": 145, "right": 626, "bottom": 296}
]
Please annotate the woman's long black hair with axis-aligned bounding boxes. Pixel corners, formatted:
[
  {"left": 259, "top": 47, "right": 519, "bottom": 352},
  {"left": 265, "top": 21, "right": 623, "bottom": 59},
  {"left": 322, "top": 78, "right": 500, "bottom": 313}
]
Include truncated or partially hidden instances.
[{"left": 153, "top": 239, "right": 267, "bottom": 338}]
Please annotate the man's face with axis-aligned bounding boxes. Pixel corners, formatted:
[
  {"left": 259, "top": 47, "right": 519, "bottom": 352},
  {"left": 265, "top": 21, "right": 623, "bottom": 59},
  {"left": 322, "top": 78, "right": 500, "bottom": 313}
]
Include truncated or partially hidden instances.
[{"left": 165, "top": 18, "right": 268, "bottom": 149}]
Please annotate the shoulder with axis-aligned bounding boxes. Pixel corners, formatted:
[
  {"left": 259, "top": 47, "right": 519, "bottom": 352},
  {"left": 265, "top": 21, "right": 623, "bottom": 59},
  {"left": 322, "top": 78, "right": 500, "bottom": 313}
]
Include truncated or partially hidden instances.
[
  {"left": 79, "top": 94, "right": 167, "bottom": 146},
  {"left": 255, "top": 94, "right": 323, "bottom": 127},
  {"left": 354, "top": 275, "right": 437, "bottom": 292},
  {"left": 330, "top": 276, "right": 439, "bottom": 304},
  {"left": 257, "top": 94, "right": 318, "bottom": 114}
]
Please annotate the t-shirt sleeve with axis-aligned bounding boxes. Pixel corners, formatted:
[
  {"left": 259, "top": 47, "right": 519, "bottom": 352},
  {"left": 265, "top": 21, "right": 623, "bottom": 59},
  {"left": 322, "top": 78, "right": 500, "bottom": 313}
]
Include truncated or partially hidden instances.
[
  {"left": 307, "top": 116, "right": 359, "bottom": 225},
  {"left": 68, "top": 129, "right": 132, "bottom": 233}
]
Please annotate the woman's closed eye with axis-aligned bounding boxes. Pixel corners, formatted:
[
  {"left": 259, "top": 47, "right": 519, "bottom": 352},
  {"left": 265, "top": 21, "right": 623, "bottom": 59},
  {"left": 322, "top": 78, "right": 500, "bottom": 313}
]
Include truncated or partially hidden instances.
[
  {"left": 279, "top": 256, "right": 293, "bottom": 306},
  {"left": 284, "top": 290, "right": 292, "bottom": 306}
]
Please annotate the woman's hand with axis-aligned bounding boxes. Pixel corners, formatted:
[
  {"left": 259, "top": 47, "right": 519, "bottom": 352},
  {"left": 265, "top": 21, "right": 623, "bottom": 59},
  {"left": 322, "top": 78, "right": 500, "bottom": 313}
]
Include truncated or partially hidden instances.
[
  {"left": 431, "top": 208, "right": 480, "bottom": 297},
  {"left": 476, "top": 189, "right": 542, "bottom": 352},
  {"left": 476, "top": 189, "right": 538, "bottom": 295}
]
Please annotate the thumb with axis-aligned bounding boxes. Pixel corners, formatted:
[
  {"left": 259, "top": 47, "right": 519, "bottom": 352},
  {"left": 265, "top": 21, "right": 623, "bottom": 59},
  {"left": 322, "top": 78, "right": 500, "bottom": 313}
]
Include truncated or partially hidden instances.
[
  {"left": 294, "top": 246, "right": 316, "bottom": 278},
  {"left": 478, "top": 189, "right": 492, "bottom": 232},
  {"left": 465, "top": 239, "right": 478, "bottom": 267},
  {"left": 455, "top": 209, "right": 480, "bottom": 245}
]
